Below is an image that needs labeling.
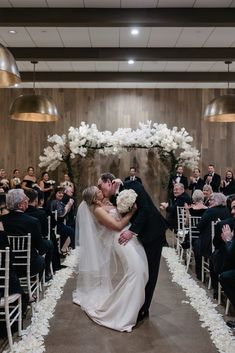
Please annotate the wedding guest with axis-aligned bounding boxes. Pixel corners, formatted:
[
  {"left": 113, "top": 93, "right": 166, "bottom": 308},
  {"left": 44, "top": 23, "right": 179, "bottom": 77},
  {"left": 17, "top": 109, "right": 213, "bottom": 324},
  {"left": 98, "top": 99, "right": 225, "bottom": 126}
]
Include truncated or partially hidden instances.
[
  {"left": 124, "top": 167, "right": 142, "bottom": 184},
  {"left": 160, "top": 183, "right": 191, "bottom": 233},
  {"left": 39, "top": 172, "right": 54, "bottom": 204},
  {"left": 0, "top": 169, "right": 10, "bottom": 193},
  {"left": 0, "top": 192, "right": 8, "bottom": 215},
  {"left": 188, "top": 168, "right": 204, "bottom": 195},
  {"left": 21, "top": 166, "right": 39, "bottom": 191},
  {"left": 203, "top": 164, "right": 221, "bottom": 192},
  {"left": 62, "top": 186, "right": 75, "bottom": 229},
  {"left": 220, "top": 170, "right": 235, "bottom": 196},
  {"left": 10, "top": 169, "right": 21, "bottom": 189},
  {"left": 47, "top": 187, "right": 75, "bottom": 256},
  {"left": 60, "top": 173, "right": 74, "bottom": 193},
  {"left": 194, "top": 193, "right": 230, "bottom": 280},
  {"left": 203, "top": 184, "right": 213, "bottom": 207},
  {"left": 0, "top": 189, "right": 45, "bottom": 279},
  {"left": 168, "top": 165, "right": 188, "bottom": 198}
]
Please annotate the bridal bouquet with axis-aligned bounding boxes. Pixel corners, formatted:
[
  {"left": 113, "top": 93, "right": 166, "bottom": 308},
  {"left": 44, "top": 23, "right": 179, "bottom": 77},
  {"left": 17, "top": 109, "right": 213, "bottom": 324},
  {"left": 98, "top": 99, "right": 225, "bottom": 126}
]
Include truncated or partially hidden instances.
[
  {"left": 13, "top": 177, "right": 21, "bottom": 185},
  {"left": 47, "top": 179, "right": 56, "bottom": 185},
  {"left": 116, "top": 189, "right": 137, "bottom": 214}
]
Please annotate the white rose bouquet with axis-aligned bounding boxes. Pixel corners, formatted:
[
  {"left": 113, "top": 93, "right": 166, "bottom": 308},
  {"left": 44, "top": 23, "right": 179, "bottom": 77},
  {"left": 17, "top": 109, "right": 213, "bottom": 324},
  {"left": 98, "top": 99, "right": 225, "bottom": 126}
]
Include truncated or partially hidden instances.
[
  {"left": 116, "top": 189, "right": 137, "bottom": 214},
  {"left": 47, "top": 180, "right": 56, "bottom": 185}
]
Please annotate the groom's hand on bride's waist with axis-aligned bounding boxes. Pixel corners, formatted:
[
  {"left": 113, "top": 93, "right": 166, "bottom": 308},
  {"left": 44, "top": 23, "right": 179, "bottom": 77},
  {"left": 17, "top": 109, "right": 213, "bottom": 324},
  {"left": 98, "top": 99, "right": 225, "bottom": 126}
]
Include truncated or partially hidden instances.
[{"left": 118, "top": 230, "right": 137, "bottom": 245}]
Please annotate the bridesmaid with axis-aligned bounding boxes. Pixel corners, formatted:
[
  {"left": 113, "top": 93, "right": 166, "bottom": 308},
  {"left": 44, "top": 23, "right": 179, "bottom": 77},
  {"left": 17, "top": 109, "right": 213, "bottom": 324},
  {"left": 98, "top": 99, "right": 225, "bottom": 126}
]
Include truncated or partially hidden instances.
[
  {"left": 39, "top": 172, "right": 54, "bottom": 204},
  {"left": 21, "top": 166, "right": 39, "bottom": 191}
]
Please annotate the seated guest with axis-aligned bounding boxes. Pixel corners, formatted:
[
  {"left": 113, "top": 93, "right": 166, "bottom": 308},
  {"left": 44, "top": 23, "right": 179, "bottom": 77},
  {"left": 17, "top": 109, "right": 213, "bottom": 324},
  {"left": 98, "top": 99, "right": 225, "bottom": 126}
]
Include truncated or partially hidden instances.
[
  {"left": 219, "top": 205, "right": 235, "bottom": 329},
  {"left": 209, "top": 198, "right": 234, "bottom": 298},
  {"left": 181, "top": 190, "right": 208, "bottom": 249},
  {"left": 60, "top": 173, "right": 74, "bottom": 194},
  {"left": 10, "top": 169, "right": 22, "bottom": 189},
  {"left": 194, "top": 193, "right": 230, "bottom": 280},
  {"left": 188, "top": 168, "right": 204, "bottom": 195},
  {"left": 62, "top": 186, "right": 75, "bottom": 229},
  {"left": 0, "top": 189, "right": 45, "bottom": 279},
  {"left": 0, "top": 224, "right": 28, "bottom": 337},
  {"left": 203, "top": 164, "right": 221, "bottom": 192},
  {"left": 220, "top": 170, "right": 235, "bottom": 196},
  {"left": 39, "top": 172, "right": 54, "bottom": 205},
  {"left": 203, "top": 184, "right": 213, "bottom": 207},
  {"left": 47, "top": 187, "right": 75, "bottom": 256},
  {"left": 21, "top": 166, "right": 39, "bottom": 191},
  {"left": 24, "top": 189, "right": 54, "bottom": 280},
  {"left": 124, "top": 167, "right": 142, "bottom": 184},
  {"left": 160, "top": 183, "right": 191, "bottom": 233}
]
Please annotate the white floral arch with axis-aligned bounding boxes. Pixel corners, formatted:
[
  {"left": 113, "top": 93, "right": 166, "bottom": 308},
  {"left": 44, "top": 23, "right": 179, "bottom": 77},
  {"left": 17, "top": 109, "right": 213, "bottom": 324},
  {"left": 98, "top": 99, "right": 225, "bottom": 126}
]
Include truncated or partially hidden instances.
[{"left": 39, "top": 121, "right": 200, "bottom": 178}]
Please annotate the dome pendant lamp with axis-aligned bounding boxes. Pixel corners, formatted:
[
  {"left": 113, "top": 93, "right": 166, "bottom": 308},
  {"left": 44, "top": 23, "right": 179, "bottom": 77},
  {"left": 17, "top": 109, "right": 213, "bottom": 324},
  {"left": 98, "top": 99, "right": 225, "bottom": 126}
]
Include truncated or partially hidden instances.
[
  {"left": 204, "top": 61, "right": 235, "bottom": 122},
  {"left": 10, "top": 61, "right": 59, "bottom": 122},
  {"left": 0, "top": 44, "right": 21, "bottom": 87}
]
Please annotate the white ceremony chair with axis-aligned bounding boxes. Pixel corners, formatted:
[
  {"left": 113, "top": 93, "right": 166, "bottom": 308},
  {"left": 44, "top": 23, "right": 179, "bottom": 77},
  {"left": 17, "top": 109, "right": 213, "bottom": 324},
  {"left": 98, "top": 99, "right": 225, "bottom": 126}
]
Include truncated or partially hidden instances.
[
  {"left": 0, "top": 247, "right": 22, "bottom": 349},
  {"left": 201, "top": 221, "right": 216, "bottom": 289},
  {"left": 7, "top": 234, "right": 40, "bottom": 309},
  {"left": 186, "top": 215, "right": 201, "bottom": 272},
  {"left": 176, "top": 206, "right": 188, "bottom": 259}
]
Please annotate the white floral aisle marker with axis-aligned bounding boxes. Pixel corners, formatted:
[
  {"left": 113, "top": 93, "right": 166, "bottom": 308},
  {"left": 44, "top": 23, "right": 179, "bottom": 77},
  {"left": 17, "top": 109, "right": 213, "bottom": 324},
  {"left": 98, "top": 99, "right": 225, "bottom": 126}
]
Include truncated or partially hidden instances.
[
  {"left": 4, "top": 250, "right": 78, "bottom": 353},
  {"left": 162, "top": 247, "right": 235, "bottom": 353}
]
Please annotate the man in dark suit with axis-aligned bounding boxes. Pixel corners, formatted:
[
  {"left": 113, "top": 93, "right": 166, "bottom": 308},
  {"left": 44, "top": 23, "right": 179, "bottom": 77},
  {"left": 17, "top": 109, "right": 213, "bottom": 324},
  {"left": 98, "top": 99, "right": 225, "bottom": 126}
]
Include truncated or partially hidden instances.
[
  {"left": 124, "top": 167, "right": 142, "bottom": 184},
  {"left": 0, "top": 189, "right": 45, "bottom": 278},
  {"left": 98, "top": 172, "right": 168, "bottom": 322},
  {"left": 24, "top": 189, "right": 54, "bottom": 280},
  {"left": 188, "top": 168, "right": 204, "bottom": 195},
  {"left": 203, "top": 164, "right": 221, "bottom": 192},
  {"left": 218, "top": 198, "right": 235, "bottom": 328},
  {"left": 168, "top": 165, "right": 188, "bottom": 198}
]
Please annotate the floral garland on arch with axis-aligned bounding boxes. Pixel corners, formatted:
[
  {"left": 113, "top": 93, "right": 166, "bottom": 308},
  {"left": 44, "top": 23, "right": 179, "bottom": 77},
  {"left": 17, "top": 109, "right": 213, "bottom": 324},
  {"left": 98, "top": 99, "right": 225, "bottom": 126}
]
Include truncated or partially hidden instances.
[{"left": 39, "top": 121, "right": 200, "bottom": 176}]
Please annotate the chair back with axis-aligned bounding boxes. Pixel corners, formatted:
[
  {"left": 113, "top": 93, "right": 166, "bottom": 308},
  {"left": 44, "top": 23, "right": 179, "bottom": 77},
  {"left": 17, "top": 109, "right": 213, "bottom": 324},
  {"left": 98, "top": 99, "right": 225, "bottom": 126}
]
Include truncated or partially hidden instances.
[
  {"left": 0, "top": 247, "right": 10, "bottom": 299},
  {"left": 7, "top": 234, "right": 31, "bottom": 276},
  {"left": 189, "top": 215, "right": 201, "bottom": 243},
  {"left": 176, "top": 206, "right": 187, "bottom": 234}
]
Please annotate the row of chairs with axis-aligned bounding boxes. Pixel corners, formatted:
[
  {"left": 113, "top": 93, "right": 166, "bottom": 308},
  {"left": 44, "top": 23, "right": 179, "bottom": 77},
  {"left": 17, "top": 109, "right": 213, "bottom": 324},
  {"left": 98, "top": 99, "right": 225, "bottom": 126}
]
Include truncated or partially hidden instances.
[{"left": 175, "top": 206, "right": 230, "bottom": 315}]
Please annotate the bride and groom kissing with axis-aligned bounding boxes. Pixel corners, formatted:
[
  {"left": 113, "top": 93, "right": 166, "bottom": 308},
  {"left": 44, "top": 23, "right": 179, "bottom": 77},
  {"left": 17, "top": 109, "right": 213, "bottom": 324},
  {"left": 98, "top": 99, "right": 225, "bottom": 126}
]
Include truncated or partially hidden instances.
[{"left": 73, "top": 172, "right": 168, "bottom": 332}]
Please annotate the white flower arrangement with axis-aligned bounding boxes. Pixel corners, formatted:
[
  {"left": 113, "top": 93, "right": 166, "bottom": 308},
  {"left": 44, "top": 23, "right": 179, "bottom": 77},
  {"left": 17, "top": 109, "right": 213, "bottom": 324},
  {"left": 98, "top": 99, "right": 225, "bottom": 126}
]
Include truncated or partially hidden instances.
[
  {"left": 39, "top": 121, "right": 200, "bottom": 172},
  {"left": 116, "top": 189, "right": 137, "bottom": 214},
  {"left": 12, "top": 177, "right": 21, "bottom": 185},
  {"left": 162, "top": 247, "right": 235, "bottom": 353}
]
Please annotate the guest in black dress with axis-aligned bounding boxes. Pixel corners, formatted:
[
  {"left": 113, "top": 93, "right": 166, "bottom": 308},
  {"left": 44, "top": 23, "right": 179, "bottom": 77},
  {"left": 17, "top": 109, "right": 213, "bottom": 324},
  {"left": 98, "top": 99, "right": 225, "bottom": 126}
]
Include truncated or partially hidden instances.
[
  {"left": 39, "top": 172, "right": 54, "bottom": 205},
  {"left": 220, "top": 170, "right": 235, "bottom": 196}
]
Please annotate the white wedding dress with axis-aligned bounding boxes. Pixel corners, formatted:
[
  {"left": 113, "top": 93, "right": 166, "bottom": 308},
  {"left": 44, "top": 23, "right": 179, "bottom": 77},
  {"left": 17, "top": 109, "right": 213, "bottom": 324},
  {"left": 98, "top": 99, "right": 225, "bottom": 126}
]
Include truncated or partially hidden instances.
[{"left": 73, "top": 201, "right": 148, "bottom": 332}]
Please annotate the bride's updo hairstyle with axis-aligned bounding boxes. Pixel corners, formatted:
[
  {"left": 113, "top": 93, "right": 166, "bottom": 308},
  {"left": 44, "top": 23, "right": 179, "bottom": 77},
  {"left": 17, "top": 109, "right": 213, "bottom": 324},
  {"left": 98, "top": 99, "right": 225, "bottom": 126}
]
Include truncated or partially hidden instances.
[{"left": 82, "top": 186, "right": 98, "bottom": 206}]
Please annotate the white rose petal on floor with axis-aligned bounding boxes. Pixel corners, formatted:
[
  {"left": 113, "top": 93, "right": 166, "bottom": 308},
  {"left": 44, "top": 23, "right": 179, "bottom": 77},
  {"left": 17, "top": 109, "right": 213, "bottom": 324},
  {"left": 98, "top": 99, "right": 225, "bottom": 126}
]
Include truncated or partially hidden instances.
[{"left": 162, "top": 247, "right": 235, "bottom": 353}]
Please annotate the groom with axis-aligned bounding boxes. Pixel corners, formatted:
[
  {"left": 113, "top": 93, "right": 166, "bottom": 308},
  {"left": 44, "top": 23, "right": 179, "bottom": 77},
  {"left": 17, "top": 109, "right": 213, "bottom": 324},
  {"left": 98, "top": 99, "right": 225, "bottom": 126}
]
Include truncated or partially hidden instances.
[{"left": 98, "top": 172, "right": 168, "bottom": 322}]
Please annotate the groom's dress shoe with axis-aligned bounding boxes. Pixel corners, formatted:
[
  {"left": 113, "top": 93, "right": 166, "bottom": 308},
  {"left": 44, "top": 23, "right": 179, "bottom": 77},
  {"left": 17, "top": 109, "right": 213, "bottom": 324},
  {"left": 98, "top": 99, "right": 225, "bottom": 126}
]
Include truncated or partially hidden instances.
[{"left": 137, "top": 310, "right": 149, "bottom": 322}]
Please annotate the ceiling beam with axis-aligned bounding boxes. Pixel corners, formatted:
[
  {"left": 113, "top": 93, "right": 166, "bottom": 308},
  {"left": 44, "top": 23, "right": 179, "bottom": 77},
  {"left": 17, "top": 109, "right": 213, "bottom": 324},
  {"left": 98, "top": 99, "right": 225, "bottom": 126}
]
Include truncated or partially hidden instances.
[
  {"left": 10, "top": 47, "right": 235, "bottom": 61},
  {"left": 20, "top": 71, "right": 235, "bottom": 83},
  {"left": 1, "top": 8, "right": 235, "bottom": 27}
]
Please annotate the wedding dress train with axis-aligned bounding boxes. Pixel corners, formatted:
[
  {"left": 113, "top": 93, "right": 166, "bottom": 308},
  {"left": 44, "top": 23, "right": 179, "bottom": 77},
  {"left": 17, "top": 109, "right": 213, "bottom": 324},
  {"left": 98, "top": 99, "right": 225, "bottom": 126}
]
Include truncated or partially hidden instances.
[{"left": 73, "top": 203, "right": 148, "bottom": 332}]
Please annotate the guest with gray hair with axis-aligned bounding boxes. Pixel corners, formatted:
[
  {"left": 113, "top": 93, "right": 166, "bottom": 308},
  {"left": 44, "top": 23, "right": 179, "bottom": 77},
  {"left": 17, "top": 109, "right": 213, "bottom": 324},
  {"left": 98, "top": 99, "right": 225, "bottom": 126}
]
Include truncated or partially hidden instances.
[
  {"left": 0, "top": 189, "right": 45, "bottom": 280},
  {"left": 193, "top": 192, "right": 230, "bottom": 280}
]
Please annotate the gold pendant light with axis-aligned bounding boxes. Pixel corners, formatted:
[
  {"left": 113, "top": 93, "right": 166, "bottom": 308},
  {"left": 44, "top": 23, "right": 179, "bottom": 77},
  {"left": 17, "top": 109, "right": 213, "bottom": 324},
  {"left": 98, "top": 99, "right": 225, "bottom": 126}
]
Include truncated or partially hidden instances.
[
  {"left": 0, "top": 44, "right": 21, "bottom": 87},
  {"left": 10, "top": 61, "right": 59, "bottom": 122},
  {"left": 204, "top": 61, "right": 235, "bottom": 122}
]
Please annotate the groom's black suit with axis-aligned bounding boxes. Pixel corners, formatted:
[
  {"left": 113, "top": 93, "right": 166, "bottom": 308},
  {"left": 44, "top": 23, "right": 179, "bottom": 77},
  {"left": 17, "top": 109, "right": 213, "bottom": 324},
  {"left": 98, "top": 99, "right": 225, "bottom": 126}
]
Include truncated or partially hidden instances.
[{"left": 120, "top": 180, "right": 168, "bottom": 314}]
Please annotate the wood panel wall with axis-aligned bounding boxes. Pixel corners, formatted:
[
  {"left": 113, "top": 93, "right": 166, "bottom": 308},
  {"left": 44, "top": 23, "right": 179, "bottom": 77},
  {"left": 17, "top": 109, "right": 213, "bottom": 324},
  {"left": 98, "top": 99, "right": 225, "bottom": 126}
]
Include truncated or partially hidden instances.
[{"left": 1, "top": 88, "right": 235, "bottom": 203}]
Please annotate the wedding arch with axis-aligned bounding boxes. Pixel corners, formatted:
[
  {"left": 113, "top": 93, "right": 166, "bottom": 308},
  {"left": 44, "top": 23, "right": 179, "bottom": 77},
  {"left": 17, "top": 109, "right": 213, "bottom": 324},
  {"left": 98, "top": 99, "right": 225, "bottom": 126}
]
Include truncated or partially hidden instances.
[{"left": 39, "top": 120, "right": 199, "bottom": 174}]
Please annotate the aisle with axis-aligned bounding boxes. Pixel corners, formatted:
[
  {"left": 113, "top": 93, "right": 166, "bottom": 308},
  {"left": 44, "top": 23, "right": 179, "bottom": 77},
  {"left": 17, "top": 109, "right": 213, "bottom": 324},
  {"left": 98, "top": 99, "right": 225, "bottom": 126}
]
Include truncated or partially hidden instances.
[{"left": 44, "top": 257, "right": 218, "bottom": 353}]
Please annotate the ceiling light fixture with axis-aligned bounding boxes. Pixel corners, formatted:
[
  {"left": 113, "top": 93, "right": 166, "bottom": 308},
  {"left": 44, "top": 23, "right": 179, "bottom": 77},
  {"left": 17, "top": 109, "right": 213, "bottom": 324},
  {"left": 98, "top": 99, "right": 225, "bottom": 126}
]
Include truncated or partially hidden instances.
[
  {"left": 131, "top": 28, "right": 139, "bottom": 36},
  {"left": 9, "top": 60, "right": 60, "bottom": 122},
  {"left": 0, "top": 44, "right": 21, "bottom": 87},
  {"left": 128, "top": 59, "right": 135, "bottom": 65},
  {"left": 8, "top": 30, "right": 17, "bottom": 34},
  {"left": 204, "top": 61, "right": 235, "bottom": 122}
]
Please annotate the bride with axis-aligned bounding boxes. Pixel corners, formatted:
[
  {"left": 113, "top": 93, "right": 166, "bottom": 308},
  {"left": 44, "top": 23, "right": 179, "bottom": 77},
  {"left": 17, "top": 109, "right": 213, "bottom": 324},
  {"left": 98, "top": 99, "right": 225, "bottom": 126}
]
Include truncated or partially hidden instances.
[{"left": 73, "top": 186, "right": 148, "bottom": 332}]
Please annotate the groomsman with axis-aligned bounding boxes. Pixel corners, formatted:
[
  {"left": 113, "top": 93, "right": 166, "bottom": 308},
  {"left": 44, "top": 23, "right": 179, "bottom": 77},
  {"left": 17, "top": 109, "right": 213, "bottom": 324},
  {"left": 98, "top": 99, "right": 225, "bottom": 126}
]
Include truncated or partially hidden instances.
[
  {"left": 124, "top": 167, "right": 142, "bottom": 184},
  {"left": 168, "top": 165, "right": 188, "bottom": 197},
  {"left": 203, "top": 164, "right": 221, "bottom": 192},
  {"left": 188, "top": 168, "right": 204, "bottom": 195}
]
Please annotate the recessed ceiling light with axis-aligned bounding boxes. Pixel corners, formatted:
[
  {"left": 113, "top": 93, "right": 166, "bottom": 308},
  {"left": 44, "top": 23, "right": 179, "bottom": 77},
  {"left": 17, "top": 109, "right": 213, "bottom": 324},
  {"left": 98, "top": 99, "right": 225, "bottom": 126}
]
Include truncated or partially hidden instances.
[
  {"left": 128, "top": 59, "right": 135, "bottom": 65},
  {"left": 9, "top": 30, "right": 17, "bottom": 34},
  {"left": 131, "top": 28, "right": 139, "bottom": 36}
]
